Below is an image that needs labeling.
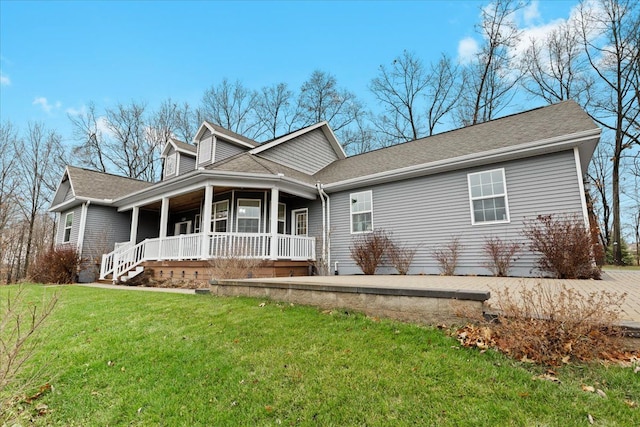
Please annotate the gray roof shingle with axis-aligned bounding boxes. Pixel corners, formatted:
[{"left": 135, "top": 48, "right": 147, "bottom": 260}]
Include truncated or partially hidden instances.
[
  {"left": 67, "top": 166, "right": 153, "bottom": 200},
  {"left": 314, "top": 100, "right": 598, "bottom": 184},
  {"left": 206, "top": 153, "right": 318, "bottom": 185}
]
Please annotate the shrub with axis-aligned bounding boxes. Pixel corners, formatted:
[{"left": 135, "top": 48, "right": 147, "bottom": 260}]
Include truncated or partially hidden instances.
[
  {"left": 523, "top": 214, "right": 600, "bottom": 279},
  {"left": 483, "top": 237, "right": 520, "bottom": 277},
  {"left": 350, "top": 229, "right": 391, "bottom": 275},
  {"left": 457, "top": 283, "right": 627, "bottom": 366},
  {"left": 387, "top": 241, "right": 419, "bottom": 275},
  {"left": 432, "top": 237, "right": 462, "bottom": 276},
  {"left": 1, "top": 286, "right": 57, "bottom": 421},
  {"left": 208, "top": 255, "right": 264, "bottom": 280},
  {"left": 28, "top": 246, "right": 82, "bottom": 284}
]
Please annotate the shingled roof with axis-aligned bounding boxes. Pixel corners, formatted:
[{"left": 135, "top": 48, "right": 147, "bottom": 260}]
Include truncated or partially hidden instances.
[
  {"left": 314, "top": 100, "right": 598, "bottom": 185},
  {"left": 66, "top": 166, "right": 153, "bottom": 200},
  {"left": 206, "top": 152, "right": 318, "bottom": 185},
  {"left": 202, "top": 121, "right": 259, "bottom": 147}
]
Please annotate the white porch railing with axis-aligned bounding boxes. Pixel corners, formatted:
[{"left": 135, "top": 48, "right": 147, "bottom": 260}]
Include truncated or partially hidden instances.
[{"left": 100, "top": 232, "right": 315, "bottom": 282}]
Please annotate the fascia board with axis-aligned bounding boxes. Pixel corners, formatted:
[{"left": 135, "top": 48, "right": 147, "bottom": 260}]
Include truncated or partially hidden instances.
[
  {"left": 49, "top": 196, "right": 115, "bottom": 212},
  {"left": 323, "top": 128, "right": 601, "bottom": 193}
]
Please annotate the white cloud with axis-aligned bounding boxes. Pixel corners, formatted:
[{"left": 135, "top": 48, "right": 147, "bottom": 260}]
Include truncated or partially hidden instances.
[
  {"left": 522, "top": 1, "right": 541, "bottom": 26},
  {"left": 0, "top": 72, "right": 9, "bottom": 86},
  {"left": 66, "top": 105, "right": 87, "bottom": 116},
  {"left": 457, "top": 37, "right": 479, "bottom": 64},
  {"left": 33, "top": 97, "right": 61, "bottom": 113}
]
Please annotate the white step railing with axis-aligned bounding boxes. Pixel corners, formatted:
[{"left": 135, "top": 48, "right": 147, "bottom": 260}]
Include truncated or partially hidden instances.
[{"left": 102, "top": 232, "right": 315, "bottom": 282}]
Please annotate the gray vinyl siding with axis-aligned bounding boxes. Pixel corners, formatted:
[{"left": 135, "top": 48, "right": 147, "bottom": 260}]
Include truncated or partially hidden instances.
[
  {"left": 259, "top": 129, "right": 339, "bottom": 174},
  {"left": 328, "top": 150, "right": 584, "bottom": 277},
  {"left": 56, "top": 205, "right": 82, "bottom": 246},
  {"left": 178, "top": 154, "right": 196, "bottom": 175},
  {"left": 79, "top": 205, "right": 131, "bottom": 282},
  {"left": 215, "top": 140, "right": 245, "bottom": 163}
]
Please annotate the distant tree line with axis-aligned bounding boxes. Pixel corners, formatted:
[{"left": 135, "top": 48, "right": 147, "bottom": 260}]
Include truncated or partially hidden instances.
[{"left": 1, "top": 0, "right": 638, "bottom": 283}]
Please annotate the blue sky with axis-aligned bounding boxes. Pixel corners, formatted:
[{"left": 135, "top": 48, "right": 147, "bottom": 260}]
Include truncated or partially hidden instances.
[{"left": 1, "top": 0, "right": 580, "bottom": 146}]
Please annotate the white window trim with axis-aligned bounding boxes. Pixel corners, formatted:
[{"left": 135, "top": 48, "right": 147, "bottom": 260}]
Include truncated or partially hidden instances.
[
  {"left": 63, "top": 212, "right": 73, "bottom": 243},
  {"left": 212, "top": 200, "right": 229, "bottom": 233},
  {"left": 174, "top": 220, "right": 192, "bottom": 235},
  {"left": 194, "top": 214, "right": 201, "bottom": 233},
  {"left": 350, "top": 190, "right": 373, "bottom": 234},
  {"left": 291, "top": 208, "right": 308, "bottom": 236},
  {"left": 236, "top": 198, "right": 261, "bottom": 233},
  {"left": 467, "top": 168, "right": 511, "bottom": 225}
]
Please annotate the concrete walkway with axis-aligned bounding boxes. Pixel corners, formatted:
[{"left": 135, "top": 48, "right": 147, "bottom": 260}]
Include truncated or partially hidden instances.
[{"left": 82, "top": 270, "right": 639, "bottom": 323}]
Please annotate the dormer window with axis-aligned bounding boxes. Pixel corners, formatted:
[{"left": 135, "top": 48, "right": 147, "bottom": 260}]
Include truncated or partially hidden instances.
[{"left": 164, "top": 153, "right": 177, "bottom": 178}]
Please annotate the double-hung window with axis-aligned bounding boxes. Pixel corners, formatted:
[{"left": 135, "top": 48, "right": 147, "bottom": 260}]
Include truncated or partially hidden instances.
[
  {"left": 350, "top": 190, "right": 373, "bottom": 233},
  {"left": 63, "top": 212, "right": 73, "bottom": 243},
  {"left": 212, "top": 200, "right": 229, "bottom": 232},
  {"left": 237, "top": 199, "right": 261, "bottom": 233},
  {"left": 468, "top": 168, "right": 509, "bottom": 224}
]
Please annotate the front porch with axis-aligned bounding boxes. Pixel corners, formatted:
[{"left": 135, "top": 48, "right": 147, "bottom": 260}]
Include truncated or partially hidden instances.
[{"left": 100, "top": 232, "right": 316, "bottom": 282}]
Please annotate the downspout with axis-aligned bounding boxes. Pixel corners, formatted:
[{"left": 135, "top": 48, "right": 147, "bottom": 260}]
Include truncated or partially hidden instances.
[
  {"left": 316, "top": 183, "right": 326, "bottom": 273},
  {"left": 317, "top": 183, "right": 331, "bottom": 275}
]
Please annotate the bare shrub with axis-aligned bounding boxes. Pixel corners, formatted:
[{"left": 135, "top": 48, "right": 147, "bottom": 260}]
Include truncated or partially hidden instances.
[
  {"left": 523, "top": 214, "right": 600, "bottom": 279},
  {"left": 387, "top": 240, "right": 418, "bottom": 275},
  {"left": 457, "top": 283, "right": 627, "bottom": 365},
  {"left": 483, "top": 237, "right": 520, "bottom": 277},
  {"left": 432, "top": 237, "right": 462, "bottom": 276},
  {"left": 1, "top": 286, "right": 57, "bottom": 420},
  {"left": 350, "top": 229, "right": 391, "bottom": 275},
  {"left": 28, "top": 246, "right": 82, "bottom": 284},
  {"left": 209, "top": 254, "right": 264, "bottom": 280}
]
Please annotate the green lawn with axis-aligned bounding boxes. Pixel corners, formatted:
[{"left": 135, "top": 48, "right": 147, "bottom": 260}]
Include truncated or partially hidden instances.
[{"left": 3, "top": 284, "right": 639, "bottom": 426}]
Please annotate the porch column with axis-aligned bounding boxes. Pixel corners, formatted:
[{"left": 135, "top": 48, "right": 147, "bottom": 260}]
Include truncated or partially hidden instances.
[
  {"left": 201, "top": 185, "right": 213, "bottom": 259},
  {"left": 129, "top": 206, "right": 139, "bottom": 244},
  {"left": 158, "top": 197, "right": 169, "bottom": 260},
  {"left": 269, "top": 187, "right": 279, "bottom": 260},
  {"left": 159, "top": 197, "right": 169, "bottom": 238}
]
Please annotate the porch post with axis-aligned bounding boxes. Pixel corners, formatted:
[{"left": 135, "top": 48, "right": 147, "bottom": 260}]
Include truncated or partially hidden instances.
[
  {"left": 269, "top": 187, "right": 279, "bottom": 260},
  {"left": 159, "top": 197, "right": 169, "bottom": 259},
  {"left": 129, "top": 206, "right": 139, "bottom": 244},
  {"left": 201, "top": 185, "right": 213, "bottom": 259}
]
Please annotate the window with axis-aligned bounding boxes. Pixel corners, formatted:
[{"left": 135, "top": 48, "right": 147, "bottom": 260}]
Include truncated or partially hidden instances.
[
  {"left": 63, "top": 212, "right": 73, "bottom": 243},
  {"left": 237, "top": 199, "right": 261, "bottom": 233},
  {"left": 212, "top": 200, "right": 229, "bottom": 232},
  {"left": 194, "top": 214, "right": 201, "bottom": 233},
  {"left": 292, "top": 209, "right": 308, "bottom": 236},
  {"left": 350, "top": 190, "right": 373, "bottom": 233},
  {"left": 468, "top": 168, "right": 509, "bottom": 224},
  {"left": 165, "top": 153, "right": 176, "bottom": 177},
  {"left": 278, "top": 203, "right": 286, "bottom": 234}
]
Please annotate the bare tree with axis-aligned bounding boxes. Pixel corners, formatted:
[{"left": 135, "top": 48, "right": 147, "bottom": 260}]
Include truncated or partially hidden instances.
[
  {"left": 370, "top": 51, "right": 429, "bottom": 143},
  {"left": 425, "top": 54, "right": 462, "bottom": 136},
  {"left": 0, "top": 122, "right": 20, "bottom": 280},
  {"left": 457, "top": 0, "right": 524, "bottom": 126},
  {"left": 587, "top": 144, "right": 613, "bottom": 248},
  {"left": 70, "top": 101, "right": 163, "bottom": 181},
  {"left": 297, "top": 70, "right": 362, "bottom": 133},
  {"left": 173, "top": 101, "right": 199, "bottom": 143},
  {"left": 254, "top": 82, "right": 298, "bottom": 140},
  {"left": 520, "top": 21, "right": 594, "bottom": 105},
  {"left": 199, "top": 78, "right": 262, "bottom": 139},
  {"left": 14, "top": 122, "right": 64, "bottom": 278},
  {"left": 578, "top": 0, "right": 640, "bottom": 264}
]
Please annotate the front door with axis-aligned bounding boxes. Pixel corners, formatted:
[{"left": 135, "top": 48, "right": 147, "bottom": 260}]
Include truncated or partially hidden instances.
[{"left": 174, "top": 220, "right": 192, "bottom": 235}]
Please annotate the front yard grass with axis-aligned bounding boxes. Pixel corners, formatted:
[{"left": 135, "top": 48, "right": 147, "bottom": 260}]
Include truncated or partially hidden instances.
[{"left": 3, "top": 284, "right": 639, "bottom": 426}]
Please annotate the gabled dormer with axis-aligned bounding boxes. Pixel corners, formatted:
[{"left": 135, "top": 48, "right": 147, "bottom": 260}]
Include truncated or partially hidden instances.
[
  {"left": 193, "top": 121, "right": 257, "bottom": 168},
  {"left": 161, "top": 138, "right": 197, "bottom": 180}
]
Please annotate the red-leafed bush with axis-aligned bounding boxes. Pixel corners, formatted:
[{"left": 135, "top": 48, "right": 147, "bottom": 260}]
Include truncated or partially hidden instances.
[{"left": 29, "top": 246, "right": 82, "bottom": 284}]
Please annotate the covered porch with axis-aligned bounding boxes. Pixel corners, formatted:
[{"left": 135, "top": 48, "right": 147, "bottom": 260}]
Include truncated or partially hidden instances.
[{"left": 100, "top": 172, "right": 319, "bottom": 282}]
